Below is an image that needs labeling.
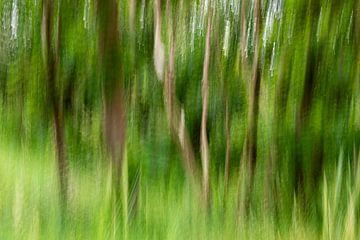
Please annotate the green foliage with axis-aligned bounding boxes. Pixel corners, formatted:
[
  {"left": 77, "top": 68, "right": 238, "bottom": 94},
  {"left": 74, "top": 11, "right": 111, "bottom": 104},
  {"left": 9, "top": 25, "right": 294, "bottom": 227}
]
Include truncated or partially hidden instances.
[{"left": 0, "top": 0, "right": 359, "bottom": 238}]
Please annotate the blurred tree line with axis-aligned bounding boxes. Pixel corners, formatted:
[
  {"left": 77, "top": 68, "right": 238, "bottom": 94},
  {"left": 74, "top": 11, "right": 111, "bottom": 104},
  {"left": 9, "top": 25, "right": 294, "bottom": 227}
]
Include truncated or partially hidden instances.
[{"left": 0, "top": 0, "right": 360, "bottom": 219}]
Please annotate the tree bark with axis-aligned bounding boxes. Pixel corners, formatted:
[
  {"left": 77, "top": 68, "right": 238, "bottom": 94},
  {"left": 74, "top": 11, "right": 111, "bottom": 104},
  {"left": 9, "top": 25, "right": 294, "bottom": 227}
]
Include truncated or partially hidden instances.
[
  {"left": 157, "top": 0, "right": 199, "bottom": 185},
  {"left": 200, "top": 5, "right": 212, "bottom": 209},
  {"left": 97, "top": 0, "right": 126, "bottom": 184},
  {"left": 41, "top": 0, "right": 68, "bottom": 205}
]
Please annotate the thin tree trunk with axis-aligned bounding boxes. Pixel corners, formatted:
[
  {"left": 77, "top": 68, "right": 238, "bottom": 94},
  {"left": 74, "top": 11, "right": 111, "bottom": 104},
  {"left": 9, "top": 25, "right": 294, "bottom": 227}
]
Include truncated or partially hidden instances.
[
  {"left": 240, "top": 0, "right": 261, "bottom": 214},
  {"left": 166, "top": 31, "right": 198, "bottom": 184},
  {"left": 156, "top": 0, "right": 199, "bottom": 185},
  {"left": 153, "top": 0, "right": 165, "bottom": 81},
  {"left": 200, "top": 5, "right": 212, "bottom": 209},
  {"left": 41, "top": 0, "right": 68, "bottom": 205},
  {"left": 240, "top": 0, "right": 248, "bottom": 65},
  {"left": 128, "top": 0, "right": 136, "bottom": 33}
]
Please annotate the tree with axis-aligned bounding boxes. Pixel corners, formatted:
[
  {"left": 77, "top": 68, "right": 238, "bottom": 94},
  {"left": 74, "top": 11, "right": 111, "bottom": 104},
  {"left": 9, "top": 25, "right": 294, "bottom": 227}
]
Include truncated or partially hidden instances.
[
  {"left": 155, "top": 0, "right": 199, "bottom": 186},
  {"left": 96, "top": 0, "right": 126, "bottom": 185},
  {"left": 240, "top": 0, "right": 261, "bottom": 213},
  {"left": 41, "top": 0, "right": 68, "bottom": 205},
  {"left": 200, "top": 2, "right": 212, "bottom": 208}
]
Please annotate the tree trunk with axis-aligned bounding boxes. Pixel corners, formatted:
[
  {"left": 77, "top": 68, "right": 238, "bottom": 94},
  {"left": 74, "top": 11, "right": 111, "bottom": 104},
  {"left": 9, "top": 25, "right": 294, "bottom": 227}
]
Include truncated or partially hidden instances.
[
  {"left": 240, "top": 0, "right": 248, "bottom": 65},
  {"left": 200, "top": 5, "right": 212, "bottom": 209},
  {"left": 97, "top": 0, "right": 126, "bottom": 184},
  {"left": 41, "top": 0, "right": 68, "bottom": 205},
  {"left": 157, "top": 0, "right": 199, "bottom": 185},
  {"left": 240, "top": 0, "right": 261, "bottom": 214}
]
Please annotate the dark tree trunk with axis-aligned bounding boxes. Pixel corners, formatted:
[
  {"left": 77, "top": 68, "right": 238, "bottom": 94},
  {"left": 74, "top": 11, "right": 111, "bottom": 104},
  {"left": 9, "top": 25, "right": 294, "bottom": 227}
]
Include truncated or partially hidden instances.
[
  {"left": 42, "top": 0, "right": 68, "bottom": 205},
  {"left": 97, "top": 0, "right": 126, "bottom": 184}
]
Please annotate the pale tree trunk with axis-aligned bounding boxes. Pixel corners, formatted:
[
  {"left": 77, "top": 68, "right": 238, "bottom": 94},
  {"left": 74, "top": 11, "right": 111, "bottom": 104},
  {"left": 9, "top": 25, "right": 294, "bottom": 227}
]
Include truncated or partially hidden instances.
[
  {"left": 240, "top": 0, "right": 248, "bottom": 65},
  {"left": 155, "top": 0, "right": 199, "bottom": 186},
  {"left": 41, "top": 0, "right": 68, "bottom": 205},
  {"left": 153, "top": 0, "right": 165, "bottom": 81},
  {"left": 128, "top": 0, "right": 136, "bottom": 33},
  {"left": 200, "top": 4, "right": 212, "bottom": 209}
]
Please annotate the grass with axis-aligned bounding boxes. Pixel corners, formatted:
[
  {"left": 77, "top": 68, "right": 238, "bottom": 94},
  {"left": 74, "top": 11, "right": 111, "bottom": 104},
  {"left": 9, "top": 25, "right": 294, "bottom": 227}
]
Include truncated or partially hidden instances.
[{"left": 0, "top": 137, "right": 358, "bottom": 239}]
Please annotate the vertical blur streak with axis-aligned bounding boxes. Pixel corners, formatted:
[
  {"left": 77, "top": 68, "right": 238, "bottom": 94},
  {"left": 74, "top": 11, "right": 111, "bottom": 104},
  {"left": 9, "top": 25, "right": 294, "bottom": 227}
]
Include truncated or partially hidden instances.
[
  {"left": 224, "top": 99, "right": 230, "bottom": 194},
  {"left": 355, "top": 1, "right": 360, "bottom": 57},
  {"left": 10, "top": 0, "right": 18, "bottom": 39},
  {"left": 295, "top": 0, "right": 321, "bottom": 208},
  {"left": 41, "top": 0, "right": 69, "bottom": 206},
  {"left": 240, "top": 0, "right": 248, "bottom": 64},
  {"left": 128, "top": 0, "right": 136, "bottom": 33},
  {"left": 352, "top": 0, "right": 360, "bottom": 178},
  {"left": 200, "top": 1, "right": 212, "bottom": 209},
  {"left": 240, "top": 0, "right": 261, "bottom": 214},
  {"left": 153, "top": 0, "right": 165, "bottom": 81},
  {"left": 354, "top": 0, "right": 360, "bottom": 101},
  {"left": 96, "top": 0, "right": 125, "bottom": 186},
  {"left": 161, "top": 0, "right": 199, "bottom": 186},
  {"left": 1, "top": 0, "right": 360, "bottom": 237},
  {"left": 266, "top": 47, "right": 290, "bottom": 218}
]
